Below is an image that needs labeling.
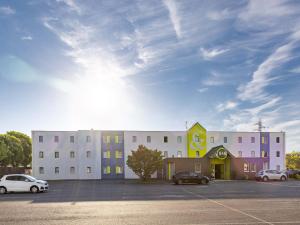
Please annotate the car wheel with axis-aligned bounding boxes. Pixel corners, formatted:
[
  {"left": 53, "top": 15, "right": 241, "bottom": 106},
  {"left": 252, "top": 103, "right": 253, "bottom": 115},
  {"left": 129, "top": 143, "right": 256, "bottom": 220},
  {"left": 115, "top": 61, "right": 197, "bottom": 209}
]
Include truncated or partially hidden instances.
[
  {"left": 201, "top": 179, "right": 208, "bottom": 185},
  {"left": 280, "top": 176, "right": 287, "bottom": 181},
  {"left": 0, "top": 187, "right": 7, "bottom": 194},
  {"left": 178, "top": 179, "right": 183, "bottom": 185},
  {"left": 30, "top": 186, "right": 39, "bottom": 193},
  {"left": 263, "top": 176, "right": 269, "bottom": 182}
]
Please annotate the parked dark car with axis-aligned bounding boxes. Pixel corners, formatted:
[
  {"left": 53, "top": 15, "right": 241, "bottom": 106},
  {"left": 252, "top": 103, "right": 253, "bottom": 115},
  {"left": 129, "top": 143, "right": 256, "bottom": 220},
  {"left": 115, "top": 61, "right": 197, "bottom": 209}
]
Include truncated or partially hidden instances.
[
  {"left": 284, "top": 169, "right": 300, "bottom": 178},
  {"left": 172, "top": 172, "right": 209, "bottom": 185}
]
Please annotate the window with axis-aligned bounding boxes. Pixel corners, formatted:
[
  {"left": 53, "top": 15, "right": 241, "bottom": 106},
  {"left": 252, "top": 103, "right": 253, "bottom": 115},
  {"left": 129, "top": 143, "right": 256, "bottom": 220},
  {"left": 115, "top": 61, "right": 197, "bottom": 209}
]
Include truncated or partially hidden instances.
[
  {"left": 70, "top": 151, "right": 75, "bottom": 158},
  {"left": 210, "top": 137, "right": 214, "bottom": 143},
  {"left": 115, "top": 135, "right": 119, "bottom": 144},
  {"left": 177, "top": 136, "right": 182, "bottom": 143},
  {"left": 39, "top": 136, "right": 43, "bottom": 143},
  {"left": 196, "top": 151, "right": 200, "bottom": 158},
  {"left": 70, "top": 167, "right": 75, "bottom": 174},
  {"left": 238, "top": 137, "right": 242, "bottom": 143},
  {"left": 86, "top": 135, "right": 91, "bottom": 142},
  {"left": 55, "top": 167, "right": 59, "bottom": 174},
  {"left": 39, "top": 167, "right": 44, "bottom": 174},
  {"left": 116, "top": 166, "right": 123, "bottom": 174},
  {"left": 86, "top": 151, "right": 91, "bottom": 158},
  {"left": 251, "top": 137, "right": 255, "bottom": 143},
  {"left": 55, "top": 152, "right": 59, "bottom": 158},
  {"left": 70, "top": 136, "right": 75, "bottom": 143},
  {"left": 39, "top": 151, "right": 44, "bottom": 159},
  {"left": 244, "top": 163, "right": 249, "bottom": 172},
  {"left": 261, "top": 136, "right": 268, "bottom": 144},
  {"left": 251, "top": 151, "right": 255, "bottom": 157},
  {"left": 276, "top": 165, "right": 280, "bottom": 171},
  {"left": 194, "top": 135, "right": 200, "bottom": 142},
  {"left": 276, "top": 151, "right": 280, "bottom": 157},
  {"left": 195, "top": 163, "right": 201, "bottom": 173},
  {"left": 177, "top": 151, "right": 182, "bottom": 157},
  {"left": 250, "top": 163, "right": 256, "bottom": 172},
  {"left": 224, "top": 137, "right": 227, "bottom": 143},
  {"left": 103, "top": 136, "right": 110, "bottom": 144},
  {"left": 164, "top": 136, "right": 168, "bottom": 143},
  {"left": 132, "top": 136, "right": 137, "bottom": 143},
  {"left": 104, "top": 166, "right": 110, "bottom": 174},
  {"left": 164, "top": 151, "right": 168, "bottom": 158},
  {"left": 54, "top": 136, "right": 59, "bottom": 143},
  {"left": 276, "top": 137, "right": 280, "bottom": 143},
  {"left": 115, "top": 150, "right": 123, "bottom": 159},
  {"left": 262, "top": 151, "right": 268, "bottom": 158},
  {"left": 238, "top": 151, "right": 242, "bottom": 157},
  {"left": 147, "top": 136, "right": 151, "bottom": 143},
  {"left": 86, "top": 167, "right": 92, "bottom": 173},
  {"left": 104, "top": 151, "right": 110, "bottom": 158},
  {"left": 263, "top": 162, "right": 269, "bottom": 170}
]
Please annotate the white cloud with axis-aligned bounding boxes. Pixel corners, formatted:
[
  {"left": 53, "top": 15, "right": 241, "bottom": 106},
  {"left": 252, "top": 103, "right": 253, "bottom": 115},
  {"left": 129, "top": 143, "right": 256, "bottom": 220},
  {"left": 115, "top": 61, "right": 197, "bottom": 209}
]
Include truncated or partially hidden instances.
[
  {"left": 207, "top": 8, "right": 231, "bottom": 21},
  {"left": 56, "top": 0, "right": 82, "bottom": 14},
  {"left": 216, "top": 101, "right": 238, "bottom": 112},
  {"left": 197, "top": 87, "right": 208, "bottom": 93},
  {"left": 0, "top": 6, "right": 15, "bottom": 15},
  {"left": 21, "top": 36, "right": 33, "bottom": 41},
  {"left": 200, "top": 47, "right": 229, "bottom": 60},
  {"left": 290, "top": 66, "right": 300, "bottom": 73},
  {"left": 163, "top": 0, "right": 182, "bottom": 38}
]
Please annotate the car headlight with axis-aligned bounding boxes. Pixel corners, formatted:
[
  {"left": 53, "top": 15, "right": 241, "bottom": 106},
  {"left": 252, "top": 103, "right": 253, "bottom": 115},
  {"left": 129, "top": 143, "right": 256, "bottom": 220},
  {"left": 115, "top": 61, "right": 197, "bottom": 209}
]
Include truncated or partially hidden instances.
[{"left": 37, "top": 181, "right": 44, "bottom": 184}]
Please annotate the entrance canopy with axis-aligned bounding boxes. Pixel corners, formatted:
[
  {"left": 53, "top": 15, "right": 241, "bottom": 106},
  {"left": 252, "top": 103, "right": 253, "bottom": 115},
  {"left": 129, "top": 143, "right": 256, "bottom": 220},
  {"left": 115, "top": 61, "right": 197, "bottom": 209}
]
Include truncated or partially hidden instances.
[{"left": 204, "top": 145, "right": 235, "bottom": 160}]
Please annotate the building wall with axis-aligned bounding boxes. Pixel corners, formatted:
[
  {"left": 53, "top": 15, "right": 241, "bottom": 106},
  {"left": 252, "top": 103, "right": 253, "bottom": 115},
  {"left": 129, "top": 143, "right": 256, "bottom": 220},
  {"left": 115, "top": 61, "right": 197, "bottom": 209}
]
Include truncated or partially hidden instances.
[
  {"left": 124, "top": 131, "right": 187, "bottom": 179},
  {"left": 269, "top": 132, "right": 285, "bottom": 171}
]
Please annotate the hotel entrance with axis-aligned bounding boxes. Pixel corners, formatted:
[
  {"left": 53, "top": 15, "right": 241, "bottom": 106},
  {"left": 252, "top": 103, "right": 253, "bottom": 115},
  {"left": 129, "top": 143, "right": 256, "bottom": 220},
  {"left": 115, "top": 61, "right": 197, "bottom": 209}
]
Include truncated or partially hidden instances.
[{"left": 214, "top": 164, "right": 225, "bottom": 179}]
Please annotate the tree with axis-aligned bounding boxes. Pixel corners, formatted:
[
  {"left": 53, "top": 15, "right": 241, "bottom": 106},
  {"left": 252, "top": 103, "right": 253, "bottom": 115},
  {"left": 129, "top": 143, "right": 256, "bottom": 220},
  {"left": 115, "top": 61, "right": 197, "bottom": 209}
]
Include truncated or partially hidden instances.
[
  {"left": 127, "top": 145, "right": 163, "bottom": 181},
  {"left": 0, "top": 134, "right": 23, "bottom": 167},
  {"left": 0, "top": 139, "right": 8, "bottom": 167},
  {"left": 286, "top": 151, "right": 300, "bottom": 169},
  {"left": 7, "top": 131, "right": 32, "bottom": 167}
]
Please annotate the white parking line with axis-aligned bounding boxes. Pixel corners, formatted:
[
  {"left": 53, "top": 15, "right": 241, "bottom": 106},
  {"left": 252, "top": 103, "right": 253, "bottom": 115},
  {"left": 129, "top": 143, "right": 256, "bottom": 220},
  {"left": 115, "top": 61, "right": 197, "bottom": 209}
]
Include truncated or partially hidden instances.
[{"left": 182, "top": 187, "right": 274, "bottom": 225}]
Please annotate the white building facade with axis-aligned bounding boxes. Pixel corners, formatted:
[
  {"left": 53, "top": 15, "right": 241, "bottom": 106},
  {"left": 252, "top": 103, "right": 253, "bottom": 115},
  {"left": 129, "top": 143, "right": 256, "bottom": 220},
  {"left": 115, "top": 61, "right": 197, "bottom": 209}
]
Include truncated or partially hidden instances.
[{"left": 32, "top": 123, "right": 285, "bottom": 180}]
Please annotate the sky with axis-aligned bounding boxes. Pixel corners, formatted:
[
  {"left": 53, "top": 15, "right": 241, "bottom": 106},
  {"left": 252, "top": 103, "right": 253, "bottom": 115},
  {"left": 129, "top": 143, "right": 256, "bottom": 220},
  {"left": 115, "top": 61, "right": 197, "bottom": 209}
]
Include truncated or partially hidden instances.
[{"left": 0, "top": 0, "right": 299, "bottom": 152}]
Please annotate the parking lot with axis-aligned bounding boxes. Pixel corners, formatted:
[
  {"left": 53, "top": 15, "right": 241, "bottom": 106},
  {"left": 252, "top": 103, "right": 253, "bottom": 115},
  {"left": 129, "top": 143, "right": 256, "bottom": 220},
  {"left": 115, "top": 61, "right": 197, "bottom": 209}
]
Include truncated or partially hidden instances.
[{"left": 0, "top": 180, "right": 300, "bottom": 225}]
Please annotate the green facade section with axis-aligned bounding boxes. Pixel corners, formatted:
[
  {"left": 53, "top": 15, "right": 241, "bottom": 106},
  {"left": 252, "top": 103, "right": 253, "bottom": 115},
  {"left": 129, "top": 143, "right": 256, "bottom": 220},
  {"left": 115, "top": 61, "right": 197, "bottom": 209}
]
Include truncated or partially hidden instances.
[{"left": 187, "top": 122, "right": 207, "bottom": 158}]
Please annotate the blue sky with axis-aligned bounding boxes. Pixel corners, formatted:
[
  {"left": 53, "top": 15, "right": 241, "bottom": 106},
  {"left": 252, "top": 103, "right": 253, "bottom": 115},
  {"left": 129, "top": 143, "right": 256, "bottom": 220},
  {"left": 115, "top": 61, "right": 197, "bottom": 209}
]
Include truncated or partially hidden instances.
[{"left": 0, "top": 0, "right": 299, "bottom": 152}]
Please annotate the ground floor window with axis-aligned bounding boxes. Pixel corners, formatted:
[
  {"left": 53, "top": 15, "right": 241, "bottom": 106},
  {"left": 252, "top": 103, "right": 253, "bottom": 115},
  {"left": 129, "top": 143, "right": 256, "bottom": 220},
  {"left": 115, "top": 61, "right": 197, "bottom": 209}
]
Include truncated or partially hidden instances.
[
  {"left": 244, "top": 163, "right": 249, "bottom": 172},
  {"left": 195, "top": 163, "right": 201, "bottom": 173},
  {"left": 86, "top": 167, "right": 92, "bottom": 174},
  {"left": 116, "top": 166, "right": 123, "bottom": 174},
  {"left": 276, "top": 165, "right": 280, "bottom": 171},
  {"left": 39, "top": 167, "right": 44, "bottom": 174},
  {"left": 70, "top": 166, "right": 75, "bottom": 174},
  {"left": 250, "top": 163, "right": 256, "bottom": 172},
  {"left": 177, "top": 151, "right": 182, "bottom": 157},
  {"left": 104, "top": 166, "right": 110, "bottom": 174}
]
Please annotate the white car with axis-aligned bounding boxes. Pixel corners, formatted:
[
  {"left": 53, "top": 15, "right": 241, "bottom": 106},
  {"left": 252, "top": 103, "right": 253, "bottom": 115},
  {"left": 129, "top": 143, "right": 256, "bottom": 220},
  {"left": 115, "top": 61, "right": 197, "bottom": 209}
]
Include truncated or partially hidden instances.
[
  {"left": 255, "top": 170, "right": 287, "bottom": 181},
  {"left": 0, "top": 174, "right": 48, "bottom": 194}
]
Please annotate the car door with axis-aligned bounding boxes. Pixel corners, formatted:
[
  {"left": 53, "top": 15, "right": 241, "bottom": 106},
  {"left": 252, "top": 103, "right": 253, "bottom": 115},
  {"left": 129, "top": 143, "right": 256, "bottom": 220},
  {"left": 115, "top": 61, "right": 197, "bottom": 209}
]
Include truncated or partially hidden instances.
[
  {"left": 16, "top": 176, "right": 32, "bottom": 191},
  {"left": 5, "top": 176, "right": 18, "bottom": 191}
]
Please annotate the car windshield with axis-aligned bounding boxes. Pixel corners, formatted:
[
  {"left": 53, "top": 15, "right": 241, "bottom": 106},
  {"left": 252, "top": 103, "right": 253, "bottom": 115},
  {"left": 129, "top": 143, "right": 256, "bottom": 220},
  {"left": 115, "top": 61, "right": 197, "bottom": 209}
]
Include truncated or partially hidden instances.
[{"left": 25, "top": 175, "right": 37, "bottom": 181}]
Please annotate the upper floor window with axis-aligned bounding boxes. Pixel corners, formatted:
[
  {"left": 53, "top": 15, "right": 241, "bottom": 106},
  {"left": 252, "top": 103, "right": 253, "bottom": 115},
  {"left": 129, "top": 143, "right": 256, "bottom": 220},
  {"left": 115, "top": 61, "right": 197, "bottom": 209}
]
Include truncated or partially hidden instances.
[
  {"left": 70, "top": 136, "right": 75, "bottom": 143},
  {"left": 210, "top": 137, "right": 214, "bottom": 143},
  {"left": 238, "top": 137, "right": 242, "bottom": 143},
  {"left": 86, "top": 136, "right": 91, "bottom": 143},
  {"left": 86, "top": 151, "right": 91, "bottom": 158},
  {"left": 164, "top": 136, "right": 168, "bottom": 143},
  {"left": 115, "top": 135, "right": 119, "bottom": 144},
  {"left": 103, "top": 151, "right": 110, "bottom": 158},
  {"left": 251, "top": 151, "right": 255, "bottom": 157},
  {"left": 70, "top": 166, "right": 75, "bottom": 174},
  {"left": 70, "top": 151, "right": 75, "bottom": 158},
  {"left": 276, "top": 151, "right": 280, "bottom": 157},
  {"left": 177, "top": 136, "right": 182, "bottom": 143},
  {"left": 196, "top": 151, "right": 200, "bottom": 158},
  {"left": 54, "top": 136, "right": 59, "bottom": 143},
  {"left": 132, "top": 136, "right": 137, "bottom": 143},
  {"left": 251, "top": 137, "right": 255, "bottom": 143},
  {"left": 39, "top": 151, "right": 44, "bottom": 159},
  {"left": 115, "top": 150, "right": 123, "bottom": 159},
  {"left": 177, "top": 151, "right": 182, "bottom": 157},
  {"left": 147, "top": 136, "right": 151, "bottom": 143},
  {"left": 276, "top": 137, "right": 280, "bottom": 143},
  {"left": 261, "top": 136, "right": 268, "bottom": 144},
  {"left": 194, "top": 135, "right": 200, "bottom": 142},
  {"left": 238, "top": 151, "right": 242, "bottom": 157},
  {"left": 103, "top": 135, "right": 110, "bottom": 144},
  {"left": 39, "top": 167, "right": 44, "bottom": 174},
  {"left": 224, "top": 137, "right": 227, "bottom": 143},
  {"left": 55, "top": 167, "right": 59, "bottom": 174},
  {"left": 39, "top": 136, "right": 43, "bottom": 143},
  {"left": 54, "top": 152, "right": 59, "bottom": 158},
  {"left": 261, "top": 150, "right": 268, "bottom": 158},
  {"left": 86, "top": 167, "right": 92, "bottom": 174}
]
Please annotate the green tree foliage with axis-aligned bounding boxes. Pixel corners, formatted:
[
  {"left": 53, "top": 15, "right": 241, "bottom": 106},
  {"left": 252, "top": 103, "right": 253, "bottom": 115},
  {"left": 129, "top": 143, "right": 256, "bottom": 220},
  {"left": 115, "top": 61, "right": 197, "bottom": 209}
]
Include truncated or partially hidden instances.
[
  {"left": 7, "top": 131, "right": 32, "bottom": 167},
  {"left": 0, "top": 139, "right": 8, "bottom": 167},
  {"left": 0, "top": 134, "right": 23, "bottom": 167},
  {"left": 286, "top": 151, "right": 300, "bottom": 169},
  {"left": 127, "top": 145, "right": 163, "bottom": 181}
]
